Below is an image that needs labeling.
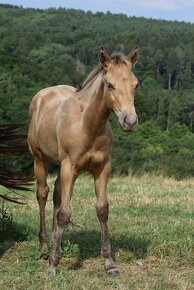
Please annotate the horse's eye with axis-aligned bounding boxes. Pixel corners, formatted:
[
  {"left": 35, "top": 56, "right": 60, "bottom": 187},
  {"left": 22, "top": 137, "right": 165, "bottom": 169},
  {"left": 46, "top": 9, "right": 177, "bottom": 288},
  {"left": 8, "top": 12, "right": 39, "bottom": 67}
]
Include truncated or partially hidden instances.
[{"left": 107, "top": 82, "right": 115, "bottom": 90}]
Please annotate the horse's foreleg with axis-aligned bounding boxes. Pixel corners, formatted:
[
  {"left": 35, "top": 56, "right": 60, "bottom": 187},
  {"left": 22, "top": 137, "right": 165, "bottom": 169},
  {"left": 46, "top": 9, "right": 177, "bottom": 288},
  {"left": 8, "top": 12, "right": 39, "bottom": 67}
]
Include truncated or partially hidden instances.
[
  {"left": 48, "top": 160, "right": 76, "bottom": 276},
  {"left": 94, "top": 161, "right": 119, "bottom": 277},
  {"left": 34, "top": 159, "right": 49, "bottom": 253}
]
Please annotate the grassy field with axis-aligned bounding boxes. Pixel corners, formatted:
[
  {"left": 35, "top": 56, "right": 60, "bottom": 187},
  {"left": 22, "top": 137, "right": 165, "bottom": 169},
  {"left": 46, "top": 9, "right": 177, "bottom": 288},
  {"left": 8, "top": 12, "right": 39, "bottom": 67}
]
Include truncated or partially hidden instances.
[{"left": 0, "top": 174, "right": 194, "bottom": 290}]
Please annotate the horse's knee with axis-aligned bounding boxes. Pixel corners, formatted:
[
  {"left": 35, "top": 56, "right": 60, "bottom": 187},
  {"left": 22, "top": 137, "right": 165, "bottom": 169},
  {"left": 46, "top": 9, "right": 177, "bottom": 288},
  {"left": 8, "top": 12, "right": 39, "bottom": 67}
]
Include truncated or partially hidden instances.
[
  {"left": 96, "top": 202, "right": 109, "bottom": 222},
  {"left": 57, "top": 207, "right": 71, "bottom": 228},
  {"left": 36, "top": 184, "right": 49, "bottom": 201}
]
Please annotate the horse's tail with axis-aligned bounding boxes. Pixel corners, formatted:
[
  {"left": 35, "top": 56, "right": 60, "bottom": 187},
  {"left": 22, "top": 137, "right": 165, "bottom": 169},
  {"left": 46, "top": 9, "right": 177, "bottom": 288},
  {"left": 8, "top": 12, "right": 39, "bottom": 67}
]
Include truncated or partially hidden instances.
[{"left": 0, "top": 123, "right": 35, "bottom": 204}]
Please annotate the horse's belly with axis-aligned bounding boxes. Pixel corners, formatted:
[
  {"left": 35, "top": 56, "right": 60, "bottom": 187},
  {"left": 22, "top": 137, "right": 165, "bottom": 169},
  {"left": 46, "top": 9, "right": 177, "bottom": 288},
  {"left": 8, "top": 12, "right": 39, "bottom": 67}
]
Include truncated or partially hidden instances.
[
  {"left": 36, "top": 128, "right": 59, "bottom": 163},
  {"left": 39, "top": 140, "right": 59, "bottom": 163}
]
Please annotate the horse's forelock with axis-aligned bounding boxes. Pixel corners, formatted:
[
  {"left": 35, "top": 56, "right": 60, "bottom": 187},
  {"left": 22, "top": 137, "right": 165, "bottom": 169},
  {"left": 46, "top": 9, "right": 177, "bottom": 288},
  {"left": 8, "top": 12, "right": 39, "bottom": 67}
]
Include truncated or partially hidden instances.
[{"left": 110, "top": 52, "right": 126, "bottom": 65}]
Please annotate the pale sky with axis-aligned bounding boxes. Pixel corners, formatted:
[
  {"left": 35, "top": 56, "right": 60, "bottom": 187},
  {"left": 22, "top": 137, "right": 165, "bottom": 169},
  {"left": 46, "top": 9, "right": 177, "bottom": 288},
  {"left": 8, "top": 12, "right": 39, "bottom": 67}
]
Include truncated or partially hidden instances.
[{"left": 0, "top": 0, "right": 194, "bottom": 23}]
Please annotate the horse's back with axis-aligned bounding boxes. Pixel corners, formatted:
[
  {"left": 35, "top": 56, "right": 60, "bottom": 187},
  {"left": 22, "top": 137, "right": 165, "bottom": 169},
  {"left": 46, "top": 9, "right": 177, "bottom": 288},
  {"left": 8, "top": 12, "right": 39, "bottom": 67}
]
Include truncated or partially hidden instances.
[
  {"left": 29, "top": 85, "right": 75, "bottom": 120},
  {"left": 28, "top": 85, "right": 76, "bottom": 162}
]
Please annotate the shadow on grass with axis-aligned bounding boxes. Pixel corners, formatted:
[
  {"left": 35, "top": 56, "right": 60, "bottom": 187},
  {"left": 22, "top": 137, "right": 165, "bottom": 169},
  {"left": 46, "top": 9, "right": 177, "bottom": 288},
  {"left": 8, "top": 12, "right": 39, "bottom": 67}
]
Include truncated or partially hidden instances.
[
  {"left": 65, "top": 229, "right": 150, "bottom": 271},
  {"left": 0, "top": 217, "right": 31, "bottom": 257}
]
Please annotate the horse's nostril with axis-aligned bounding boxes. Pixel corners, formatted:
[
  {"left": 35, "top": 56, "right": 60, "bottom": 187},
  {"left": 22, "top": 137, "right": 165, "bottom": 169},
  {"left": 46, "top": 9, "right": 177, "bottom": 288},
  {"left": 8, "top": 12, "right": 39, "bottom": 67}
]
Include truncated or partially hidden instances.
[
  {"left": 123, "top": 115, "right": 128, "bottom": 125},
  {"left": 123, "top": 114, "right": 138, "bottom": 126}
]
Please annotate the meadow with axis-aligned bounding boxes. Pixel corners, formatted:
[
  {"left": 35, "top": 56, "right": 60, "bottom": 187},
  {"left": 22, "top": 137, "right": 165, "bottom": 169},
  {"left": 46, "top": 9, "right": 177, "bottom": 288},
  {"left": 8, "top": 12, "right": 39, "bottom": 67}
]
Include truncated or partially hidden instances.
[{"left": 0, "top": 174, "right": 194, "bottom": 290}]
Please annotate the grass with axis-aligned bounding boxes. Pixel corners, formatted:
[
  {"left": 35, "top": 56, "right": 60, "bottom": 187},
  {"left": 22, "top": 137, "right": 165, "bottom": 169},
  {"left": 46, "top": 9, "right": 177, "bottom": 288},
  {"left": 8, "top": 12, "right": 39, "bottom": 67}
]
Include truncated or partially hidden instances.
[{"left": 0, "top": 174, "right": 194, "bottom": 290}]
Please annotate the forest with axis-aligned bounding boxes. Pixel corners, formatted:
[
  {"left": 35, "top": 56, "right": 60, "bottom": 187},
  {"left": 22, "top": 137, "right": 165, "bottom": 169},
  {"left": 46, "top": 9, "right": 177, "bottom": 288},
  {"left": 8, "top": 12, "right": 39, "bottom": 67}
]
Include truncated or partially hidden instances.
[{"left": 1, "top": 4, "right": 194, "bottom": 178}]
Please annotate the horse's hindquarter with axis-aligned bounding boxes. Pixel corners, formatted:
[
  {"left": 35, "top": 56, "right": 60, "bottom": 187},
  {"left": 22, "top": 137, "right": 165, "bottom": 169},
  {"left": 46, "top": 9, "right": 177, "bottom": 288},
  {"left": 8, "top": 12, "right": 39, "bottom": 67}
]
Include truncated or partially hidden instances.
[{"left": 28, "top": 85, "right": 76, "bottom": 163}]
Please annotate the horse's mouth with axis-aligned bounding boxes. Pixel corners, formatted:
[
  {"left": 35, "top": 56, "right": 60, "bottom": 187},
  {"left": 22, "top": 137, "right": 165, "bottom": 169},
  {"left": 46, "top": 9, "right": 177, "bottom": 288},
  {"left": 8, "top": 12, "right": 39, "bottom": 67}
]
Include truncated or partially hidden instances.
[{"left": 121, "top": 123, "right": 134, "bottom": 132}]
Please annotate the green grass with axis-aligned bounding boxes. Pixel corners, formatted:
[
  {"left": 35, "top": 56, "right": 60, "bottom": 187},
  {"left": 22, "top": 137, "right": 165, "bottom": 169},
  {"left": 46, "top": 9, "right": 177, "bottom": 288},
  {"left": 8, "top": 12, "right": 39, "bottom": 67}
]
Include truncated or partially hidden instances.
[{"left": 0, "top": 174, "right": 194, "bottom": 290}]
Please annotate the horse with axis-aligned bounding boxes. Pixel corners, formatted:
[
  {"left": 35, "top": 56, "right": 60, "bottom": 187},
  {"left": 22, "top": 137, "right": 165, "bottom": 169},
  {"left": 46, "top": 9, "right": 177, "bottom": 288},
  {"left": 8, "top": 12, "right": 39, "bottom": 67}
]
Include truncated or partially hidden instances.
[{"left": 27, "top": 46, "right": 139, "bottom": 276}]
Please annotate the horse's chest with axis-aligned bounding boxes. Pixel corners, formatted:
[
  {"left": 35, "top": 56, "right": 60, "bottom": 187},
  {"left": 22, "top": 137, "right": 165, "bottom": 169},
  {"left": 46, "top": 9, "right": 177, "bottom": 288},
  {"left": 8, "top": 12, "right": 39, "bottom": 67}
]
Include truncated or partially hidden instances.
[
  {"left": 76, "top": 149, "right": 107, "bottom": 172},
  {"left": 65, "top": 133, "right": 112, "bottom": 172}
]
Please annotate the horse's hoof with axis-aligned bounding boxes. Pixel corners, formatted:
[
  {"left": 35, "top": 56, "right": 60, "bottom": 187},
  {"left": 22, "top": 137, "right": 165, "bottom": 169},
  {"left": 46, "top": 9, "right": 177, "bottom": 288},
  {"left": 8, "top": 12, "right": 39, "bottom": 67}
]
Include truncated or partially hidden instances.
[
  {"left": 40, "top": 243, "right": 48, "bottom": 253},
  {"left": 107, "top": 268, "right": 120, "bottom": 277},
  {"left": 47, "top": 266, "right": 56, "bottom": 277}
]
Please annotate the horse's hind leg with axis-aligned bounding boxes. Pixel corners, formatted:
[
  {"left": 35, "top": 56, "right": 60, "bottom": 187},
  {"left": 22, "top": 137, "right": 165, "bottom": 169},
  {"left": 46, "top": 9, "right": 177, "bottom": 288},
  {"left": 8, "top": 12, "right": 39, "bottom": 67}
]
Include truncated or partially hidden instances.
[
  {"left": 34, "top": 158, "right": 49, "bottom": 253},
  {"left": 52, "top": 174, "right": 61, "bottom": 231}
]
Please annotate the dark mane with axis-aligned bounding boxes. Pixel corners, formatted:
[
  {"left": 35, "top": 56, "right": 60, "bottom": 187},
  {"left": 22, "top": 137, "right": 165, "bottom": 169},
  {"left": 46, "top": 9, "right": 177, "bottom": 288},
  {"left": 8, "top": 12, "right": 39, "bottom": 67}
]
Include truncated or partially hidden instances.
[
  {"left": 76, "top": 63, "right": 104, "bottom": 92},
  {"left": 76, "top": 52, "right": 127, "bottom": 92}
]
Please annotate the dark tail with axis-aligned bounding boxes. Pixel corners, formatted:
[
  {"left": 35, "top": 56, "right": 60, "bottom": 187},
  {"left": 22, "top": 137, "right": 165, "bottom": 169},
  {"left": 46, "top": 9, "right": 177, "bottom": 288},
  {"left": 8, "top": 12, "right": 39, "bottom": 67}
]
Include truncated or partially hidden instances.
[{"left": 0, "top": 124, "right": 35, "bottom": 204}]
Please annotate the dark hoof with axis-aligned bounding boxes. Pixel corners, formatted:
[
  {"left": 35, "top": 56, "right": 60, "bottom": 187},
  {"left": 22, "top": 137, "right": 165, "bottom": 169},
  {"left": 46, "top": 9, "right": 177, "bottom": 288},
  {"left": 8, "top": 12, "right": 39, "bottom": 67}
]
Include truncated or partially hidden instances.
[
  {"left": 40, "top": 243, "right": 48, "bottom": 253},
  {"left": 47, "top": 266, "right": 56, "bottom": 277},
  {"left": 107, "top": 268, "right": 120, "bottom": 277}
]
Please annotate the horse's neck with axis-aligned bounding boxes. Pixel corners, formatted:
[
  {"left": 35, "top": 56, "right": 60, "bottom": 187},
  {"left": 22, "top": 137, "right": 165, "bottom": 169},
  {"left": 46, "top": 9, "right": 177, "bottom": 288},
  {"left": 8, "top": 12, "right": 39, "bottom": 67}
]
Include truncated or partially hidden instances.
[{"left": 81, "top": 77, "right": 110, "bottom": 135}]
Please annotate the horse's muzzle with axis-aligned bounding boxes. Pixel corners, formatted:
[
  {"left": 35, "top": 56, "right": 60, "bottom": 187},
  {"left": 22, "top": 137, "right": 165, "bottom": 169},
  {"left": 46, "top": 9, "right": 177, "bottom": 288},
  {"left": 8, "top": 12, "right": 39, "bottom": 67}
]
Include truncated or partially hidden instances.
[{"left": 118, "top": 110, "right": 138, "bottom": 132}]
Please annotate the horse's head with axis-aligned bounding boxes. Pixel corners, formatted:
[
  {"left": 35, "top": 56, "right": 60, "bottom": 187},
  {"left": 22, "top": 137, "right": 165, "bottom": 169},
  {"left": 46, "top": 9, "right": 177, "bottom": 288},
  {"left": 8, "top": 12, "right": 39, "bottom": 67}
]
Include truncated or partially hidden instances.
[{"left": 99, "top": 47, "right": 139, "bottom": 132}]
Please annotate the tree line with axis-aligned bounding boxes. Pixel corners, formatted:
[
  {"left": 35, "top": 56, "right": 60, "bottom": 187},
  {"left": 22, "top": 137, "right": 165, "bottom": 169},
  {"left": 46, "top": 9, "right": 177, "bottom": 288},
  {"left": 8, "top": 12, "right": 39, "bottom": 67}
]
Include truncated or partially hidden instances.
[{"left": 1, "top": 4, "right": 194, "bottom": 178}]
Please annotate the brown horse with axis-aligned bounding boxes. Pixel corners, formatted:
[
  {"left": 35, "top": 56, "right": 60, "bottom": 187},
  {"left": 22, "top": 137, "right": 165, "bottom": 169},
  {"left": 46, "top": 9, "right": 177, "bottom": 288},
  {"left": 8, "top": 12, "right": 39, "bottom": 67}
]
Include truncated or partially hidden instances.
[{"left": 28, "top": 46, "right": 139, "bottom": 276}]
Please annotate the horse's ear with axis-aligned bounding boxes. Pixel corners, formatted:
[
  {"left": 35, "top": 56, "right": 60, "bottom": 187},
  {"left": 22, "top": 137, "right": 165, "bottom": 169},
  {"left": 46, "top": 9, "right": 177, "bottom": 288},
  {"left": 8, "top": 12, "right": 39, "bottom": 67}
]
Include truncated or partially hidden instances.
[
  {"left": 98, "top": 47, "right": 111, "bottom": 68},
  {"left": 127, "top": 46, "right": 139, "bottom": 66}
]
